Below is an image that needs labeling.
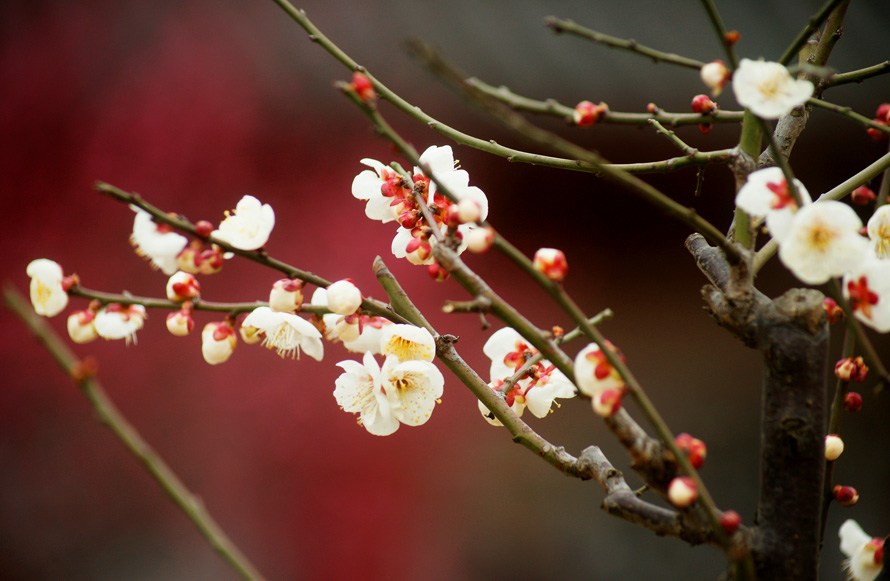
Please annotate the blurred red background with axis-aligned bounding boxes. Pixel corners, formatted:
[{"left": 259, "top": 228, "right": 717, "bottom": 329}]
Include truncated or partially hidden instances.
[{"left": 2, "top": 1, "right": 888, "bottom": 579}]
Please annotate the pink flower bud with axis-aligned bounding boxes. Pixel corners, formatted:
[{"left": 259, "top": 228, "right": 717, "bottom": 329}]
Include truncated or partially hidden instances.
[
  {"left": 691, "top": 94, "right": 717, "bottom": 114},
  {"left": 646, "top": 103, "right": 660, "bottom": 114},
  {"left": 867, "top": 119, "right": 888, "bottom": 141},
  {"left": 269, "top": 278, "right": 304, "bottom": 313},
  {"left": 674, "top": 432, "right": 707, "bottom": 469},
  {"left": 833, "top": 485, "right": 859, "bottom": 507},
  {"left": 466, "top": 227, "right": 495, "bottom": 254},
  {"left": 166, "top": 310, "right": 194, "bottom": 337},
  {"left": 349, "top": 72, "right": 376, "bottom": 104},
  {"left": 428, "top": 261, "right": 450, "bottom": 281},
  {"left": 720, "top": 510, "right": 741, "bottom": 535},
  {"left": 851, "top": 186, "right": 877, "bottom": 205},
  {"left": 876, "top": 103, "right": 890, "bottom": 123},
  {"left": 844, "top": 392, "right": 863, "bottom": 413},
  {"left": 67, "top": 310, "right": 98, "bottom": 344},
  {"left": 166, "top": 272, "right": 200, "bottom": 302},
  {"left": 573, "top": 100, "right": 608, "bottom": 127},
  {"left": 698, "top": 123, "right": 713, "bottom": 134},
  {"left": 533, "top": 248, "right": 568, "bottom": 282},
  {"left": 824, "top": 434, "right": 845, "bottom": 461},
  {"left": 835, "top": 357, "right": 869, "bottom": 382},
  {"left": 194, "top": 220, "right": 214, "bottom": 239},
  {"left": 326, "top": 279, "right": 363, "bottom": 315},
  {"left": 724, "top": 31, "right": 740, "bottom": 46},
  {"left": 823, "top": 297, "right": 845, "bottom": 324},
  {"left": 668, "top": 476, "right": 699, "bottom": 508},
  {"left": 700, "top": 60, "right": 730, "bottom": 96}
]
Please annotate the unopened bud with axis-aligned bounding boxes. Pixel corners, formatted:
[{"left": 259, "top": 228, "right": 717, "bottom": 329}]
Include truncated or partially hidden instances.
[
  {"left": 674, "top": 432, "right": 707, "bottom": 469},
  {"left": 456, "top": 198, "right": 482, "bottom": 223},
  {"left": 194, "top": 220, "right": 214, "bottom": 239},
  {"left": 533, "top": 248, "right": 568, "bottom": 282},
  {"left": 844, "top": 392, "right": 863, "bottom": 413},
  {"left": 668, "top": 476, "right": 699, "bottom": 508},
  {"left": 833, "top": 485, "right": 859, "bottom": 507},
  {"left": 573, "top": 100, "right": 608, "bottom": 127},
  {"left": 867, "top": 120, "right": 889, "bottom": 141},
  {"left": 691, "top": 94, "right": 717, "bottom": 115},
  {"left": 350, "top": 72, "right": 376, "bottom": 104},
  {"left": 824, "top": 434, "right": 845, "bottom": 461},
  {"left": 835, "top": 357, "right": 868, "bottom": 382},
  {"left": 202, "top": 321, "right": 236, "bottom": 365},
  {"left": 646, "top": 103, "right": 660, "bottom": 115},
  {"left": 326, "top": 279, "right": 363, "bottom": 315},
  {"left": 67, "top": 310, "right": 98, "bottom": 344},
  {"left": 166, "top": 310, "right": 194, "bottom": 337},
  {"left": 720, "top": 510, "right": 742, "bottom": 535},
  {"left": 698, "top": 123, "right": 713, "bottom": 134},
  {"left": 851, "top": 186, "right": 877, "bottom": 205},
  {"left": 269, "top": 278, "right": 304, "bottom": 313},
  {"left": 700, "top": 60, "right": 730, "bottom": 96},
  {"left": 166, "top": 272, "right": 200, "bottom": 302},
  {"left": 428, "top": 261, "right": 450, "bottom": 281},
  {"left": 876, "top": 103, "right": 890, "bottom": 123},
  {"left": 823, "top": 297, "right": 845, "bottom": 324},
  {"left": 724, "top": 31, "right": 740, "bottom": 46},
  {"left": 466, "top": 227, "right": 495, "bottom": 253}
]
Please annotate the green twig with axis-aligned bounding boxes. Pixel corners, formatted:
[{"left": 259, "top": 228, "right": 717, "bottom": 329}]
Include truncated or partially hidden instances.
[
  {"left": 778, "top": 0, "right": 847, "bottom": 66},
  {"left": 825, "top": 61, "right": 890, "bottom": 88},
  {"left": 697, "top": 0, "right": 739, "bottom": 69},
  {"left": 808, "top": 97, "right": 890, "bottom": 136},
  {"left": 543, "top": 17, "right": 705, "bottom": 70},
  {"left": 465, "top": 78, "right": 745, "bottom": 126},
  {"left": 3, "top": 284, "right": 266, "bottom": 581}
]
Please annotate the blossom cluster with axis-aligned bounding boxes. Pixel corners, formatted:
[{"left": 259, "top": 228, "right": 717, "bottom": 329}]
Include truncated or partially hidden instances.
[
  {"left": 351, "top": 145, "right": 492, "bottom": 277},
  {"left": 477, "top": 327, "right": 576, "bottom": 425},
  {"left": 736, "top": 167, "right": 890, "bottom": 332}
]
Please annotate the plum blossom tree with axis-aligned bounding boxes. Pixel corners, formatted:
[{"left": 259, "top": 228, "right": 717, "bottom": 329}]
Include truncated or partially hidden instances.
[{"left": 7, "top": 1, "right": 890, "bottom": 579}]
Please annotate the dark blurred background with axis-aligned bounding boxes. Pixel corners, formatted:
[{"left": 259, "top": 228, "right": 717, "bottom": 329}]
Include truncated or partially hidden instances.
[{"left": 1, "top": 1, "right": 888, "bottom": 579}]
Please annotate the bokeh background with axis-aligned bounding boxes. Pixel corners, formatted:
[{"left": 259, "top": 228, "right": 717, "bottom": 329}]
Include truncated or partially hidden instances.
[{"left": 2, "top": 0, "right": 888, "bottom": 579}]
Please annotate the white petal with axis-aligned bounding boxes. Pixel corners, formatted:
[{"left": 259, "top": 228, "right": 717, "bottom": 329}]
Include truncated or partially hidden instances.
[{"left": 380, "top": 324, "right": 436, "bottom": 362}]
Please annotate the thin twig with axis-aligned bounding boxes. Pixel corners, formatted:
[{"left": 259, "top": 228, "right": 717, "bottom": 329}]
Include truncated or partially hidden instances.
[
  {"left": 808, "top": 97, "right": 890, "bottom": 136},
  {"left": 825, "top": 61, "right": 890, "bottom": 88},
  {"left": 543, "top": 17, "right": 705, "bottom": 70},
  {"left": 3, "top": 284, "right": 266, "bottom": 581},
  {"left": 778, "top": 0, "right": 847, "bottom": 66},
  {"left": 95, "top": 182, "right": 411, "bottom": 325},
  {"left": 465, "top": 78, "right": 745, "bottom": 126},
  {"left": 697, "top": 0, "right": 739, "bottom": 69}
]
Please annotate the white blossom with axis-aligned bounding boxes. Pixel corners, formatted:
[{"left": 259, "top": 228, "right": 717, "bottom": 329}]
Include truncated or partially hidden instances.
[
  {"left": 379, "top": 324, "right": 436, "bottom": 362},
  {"left": 94, "top": 304, "right": 146, "bottom": 344},
  {"left": 130, "top": 209, "right": 188, "bottom": 275},
  {"left": 843, "top": 255, "right": 890, "bottom": 332},
  {"left": 26, "top": 259, "right": 68, "bottom": 317},
  {"left": 241, "top": 306, "right": 323, "bottom": 360},
  {"left": 573, "top": 342, "right": 625, "bottom": 398},
  {"left": 334, "top": 352, "right": 444, "bottom": 435},
  {"left": 334, "top": 352, "right": 398, "bottom": 436},
  {"left": 867, "top": 204, "right": 890, "bottom": 260},
  {"left": 735, "top": 167, "right": 812, "bottom": 241},
  {"left": 732, "top": 58, "right": 814, "bottom": 119},
  {"left": 350, "top": 159, "right": 403, "bottom": 224},
  {"left": 311, "top": 288, "right": 391, "bottom": 353},
  {"left": 778, "top": 201, "right": 868, "bottom": 285},
  {"left": 211, "top": 195, "right": 275, "bottom": 251},
  {"left": 839, "top": 520, "right": 884, "bottom": 581}
]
